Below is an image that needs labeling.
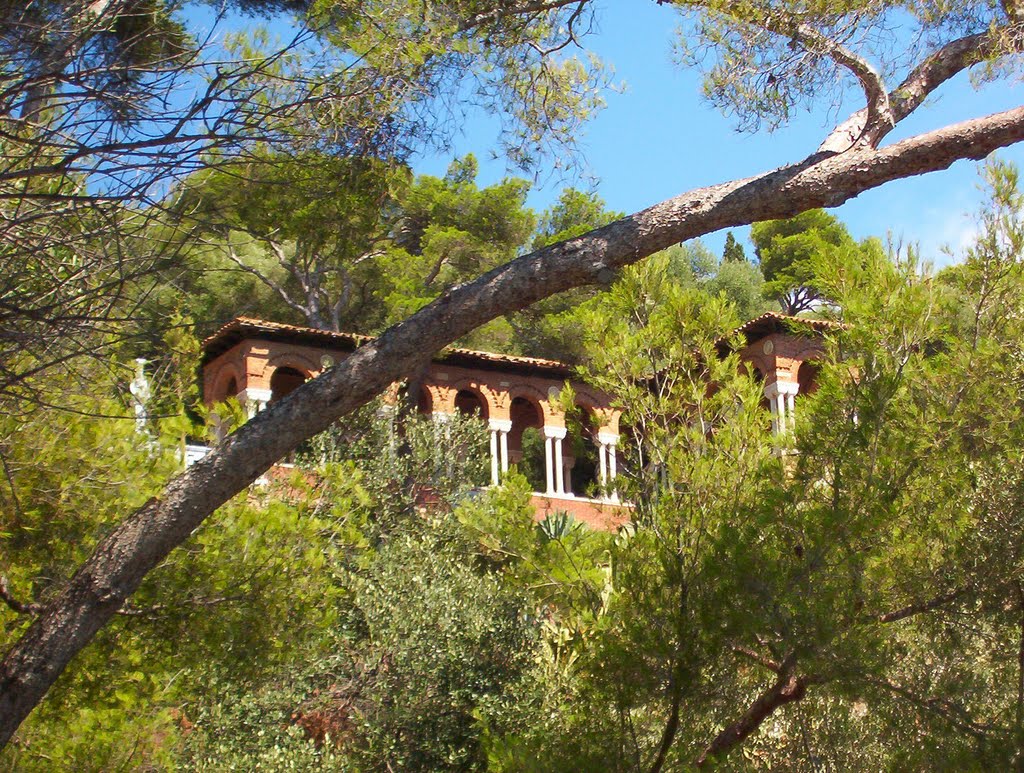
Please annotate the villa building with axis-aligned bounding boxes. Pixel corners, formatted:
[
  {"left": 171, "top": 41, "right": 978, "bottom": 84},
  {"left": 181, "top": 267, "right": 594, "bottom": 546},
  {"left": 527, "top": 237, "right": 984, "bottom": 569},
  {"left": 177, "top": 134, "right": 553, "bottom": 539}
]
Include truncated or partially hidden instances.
[{"left": 199, "top": 313, "right": 838, "bottom": 529}]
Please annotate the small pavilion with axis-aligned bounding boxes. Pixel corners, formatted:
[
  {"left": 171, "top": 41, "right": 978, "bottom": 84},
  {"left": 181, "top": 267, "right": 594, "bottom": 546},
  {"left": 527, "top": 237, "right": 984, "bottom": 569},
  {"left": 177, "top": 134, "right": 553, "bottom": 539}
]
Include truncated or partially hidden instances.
[{"left": 199, "top": 313, "right": 837, "bottom": 529}]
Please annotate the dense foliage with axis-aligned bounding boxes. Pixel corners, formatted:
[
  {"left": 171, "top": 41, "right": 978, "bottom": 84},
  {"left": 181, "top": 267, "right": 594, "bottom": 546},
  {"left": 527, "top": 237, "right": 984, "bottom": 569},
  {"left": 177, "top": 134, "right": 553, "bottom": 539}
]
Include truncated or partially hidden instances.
[
  {"left": 3, "top": 0, "right": 1024, "bottom": 758},
  {"left": 3, "top": 161, "right": 1023, "bottom": 769}
]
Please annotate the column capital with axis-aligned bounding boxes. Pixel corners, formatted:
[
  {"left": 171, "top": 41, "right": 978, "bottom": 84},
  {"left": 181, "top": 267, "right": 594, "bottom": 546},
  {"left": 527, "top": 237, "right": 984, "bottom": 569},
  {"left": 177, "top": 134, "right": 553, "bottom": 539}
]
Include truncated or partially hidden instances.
[
  {"left": 763, "top": 380, "right": 799, "bottom": 400},
  {"left": 543, "top": 425, "right": 567, "bottom": 440},
  {"left": 432, "top": 411, "right": 455, "bottom": 423},
  {"left": 488, "top": 418, "right": 512, "bottom": 432},
  {"left": 237, "top": 387, "right": 273, "bottom": 404},
  {"left": 597, "top": 431, "right": 619, "bottom": 446}
]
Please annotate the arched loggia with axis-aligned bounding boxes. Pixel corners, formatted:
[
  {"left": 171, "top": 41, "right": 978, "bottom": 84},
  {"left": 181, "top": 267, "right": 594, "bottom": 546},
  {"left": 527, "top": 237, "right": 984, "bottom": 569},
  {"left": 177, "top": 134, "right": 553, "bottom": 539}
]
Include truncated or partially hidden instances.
[
  {"left": 566, "top": 405, "right": 601, "bottom": 497},
  {"left": 270, "top": 366, "right": 308, "bottom": 403},
  {"left": 416, "top": 385, "right": 433, "bottom": 415},
  {"left": 797, "top": 360, "right": 820, "bottom": 396},
  {"left": 455, "top": 388, "right": 489, "bottom": 420},
  {"left": 509, "top": 395, "right": 545, "bottom": 492}
]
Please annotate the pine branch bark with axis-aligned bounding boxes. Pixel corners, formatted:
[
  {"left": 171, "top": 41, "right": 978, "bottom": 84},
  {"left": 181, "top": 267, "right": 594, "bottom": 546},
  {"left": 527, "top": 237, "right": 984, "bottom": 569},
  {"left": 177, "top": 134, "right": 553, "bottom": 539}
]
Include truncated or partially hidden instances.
[{"left": 1, "top": 103, "right": 1023, "bottom": 748}]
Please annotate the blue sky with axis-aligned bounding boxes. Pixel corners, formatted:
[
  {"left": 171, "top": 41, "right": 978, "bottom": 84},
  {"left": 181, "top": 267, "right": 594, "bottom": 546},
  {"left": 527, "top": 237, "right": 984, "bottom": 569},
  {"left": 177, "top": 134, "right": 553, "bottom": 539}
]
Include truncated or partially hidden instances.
[{"left": 414, "top": 2, "right": 1024, "bottom": 266}]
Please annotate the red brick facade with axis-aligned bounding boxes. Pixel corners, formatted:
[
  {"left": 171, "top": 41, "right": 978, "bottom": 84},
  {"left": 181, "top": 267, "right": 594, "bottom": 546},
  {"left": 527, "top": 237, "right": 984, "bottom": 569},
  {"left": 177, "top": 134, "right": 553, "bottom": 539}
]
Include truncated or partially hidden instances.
[{"left": 201, "top": 313, "right": 836, "bottom": 529}]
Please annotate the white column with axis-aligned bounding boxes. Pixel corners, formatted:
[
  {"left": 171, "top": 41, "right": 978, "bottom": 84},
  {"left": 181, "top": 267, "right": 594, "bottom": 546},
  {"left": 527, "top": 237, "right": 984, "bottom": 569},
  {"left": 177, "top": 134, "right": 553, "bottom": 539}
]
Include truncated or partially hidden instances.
[
  {"left": 764, "top": 381, "right": 781, "bottom": 436},
  {"left": 599, "top": 431, "right": 619, "bottom": 502},
  {"left": 598, "top": 431, "right": 619, "bottom": 501},
  {"left": 128, "top": 358, "right": 151, "bottom": 436},
  {"left": 378, "top": 403, "right": 398, "bottom": 458},
  {"left": 544, "top": 426, "right": 567, "bottom": 496},
  {"left": 780, "top": 381, "right": 799, "bottom": 432},
  {"left": 489, "top": 419, "right": 512, "bottom": 480},
  {"left": 763, "top": 381, "right": 799, "bottom": 437},
  {"left": 432, "top": 412, "right": 454, "bottom": 476},
  {"left": 237, "top": 388, "right": 272, "bottom": 419},
  {"left": 555, "top": 440, "right": 565, "bottom": 495},
  {"left": 544, "top": 436, "right": 555, "bottom": 494},
  {"left": 599, "top": 432, "right": 619, "bottom": 482},
  {"left": 432, "top": 410, "right": 454, "bottom": 441},
  {"left": 489, "top": 428, "right": 500, "bottom": 486}
]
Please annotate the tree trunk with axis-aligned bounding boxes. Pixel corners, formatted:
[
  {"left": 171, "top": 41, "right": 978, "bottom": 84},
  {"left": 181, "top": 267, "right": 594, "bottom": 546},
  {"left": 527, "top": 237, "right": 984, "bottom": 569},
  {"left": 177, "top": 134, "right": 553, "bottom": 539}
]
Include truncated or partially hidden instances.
[
  {"left": 695, "top": 654, "right": 812, "bottom": 767},
  {"left": 1016, "top": 583, "right": 1024, "bottom": 772},
  {"left": 1, "top": 106, "right": 1023, "bottom": 747},
  {"left": 648, "top": 672, "right": 684, "bottom": 773}
]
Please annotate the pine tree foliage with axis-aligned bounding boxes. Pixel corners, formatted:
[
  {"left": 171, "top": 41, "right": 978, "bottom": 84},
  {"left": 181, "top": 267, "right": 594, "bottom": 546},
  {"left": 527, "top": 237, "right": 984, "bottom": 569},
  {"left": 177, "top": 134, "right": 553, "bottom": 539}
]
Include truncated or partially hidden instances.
[{"left": 5, "top": 0, "right": 1024, "bottom": 749}]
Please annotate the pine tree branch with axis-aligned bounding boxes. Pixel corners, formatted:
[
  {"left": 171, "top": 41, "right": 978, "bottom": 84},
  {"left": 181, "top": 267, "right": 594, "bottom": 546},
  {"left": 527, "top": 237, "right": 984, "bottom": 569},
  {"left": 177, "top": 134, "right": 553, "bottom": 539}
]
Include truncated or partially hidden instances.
[
  {"left": 821, "top": 24, "right": 1024, "bottom": 151},
  {"left": 876, "top": 586, "right": 970, "bottom": 623},
  {"left": 2, "top": 102, "right": 1024, "bottom": 750},
  {"left": 695, "top": 653, "right": 823, "bottom": 767},
  {"left": 0, "top": 576, "right": 41, "bottom": 616}
]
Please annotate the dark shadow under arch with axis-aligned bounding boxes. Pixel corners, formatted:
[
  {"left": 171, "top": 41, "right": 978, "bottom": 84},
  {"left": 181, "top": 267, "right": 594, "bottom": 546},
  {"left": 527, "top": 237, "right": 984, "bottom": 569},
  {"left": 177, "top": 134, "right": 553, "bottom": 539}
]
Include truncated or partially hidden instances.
[{"left": 270, "top": 366, "right": 307, "bottom": 403}]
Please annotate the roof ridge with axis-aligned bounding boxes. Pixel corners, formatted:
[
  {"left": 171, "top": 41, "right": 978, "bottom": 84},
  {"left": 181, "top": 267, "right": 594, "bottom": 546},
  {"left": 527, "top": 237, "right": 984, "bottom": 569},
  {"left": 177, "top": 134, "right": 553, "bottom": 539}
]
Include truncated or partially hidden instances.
[
  {"left": 204, "top": 313, "right": 841, "bottom": 368},
  {"left": 201, "top": 316, "right": 575, "bottom": 371}
]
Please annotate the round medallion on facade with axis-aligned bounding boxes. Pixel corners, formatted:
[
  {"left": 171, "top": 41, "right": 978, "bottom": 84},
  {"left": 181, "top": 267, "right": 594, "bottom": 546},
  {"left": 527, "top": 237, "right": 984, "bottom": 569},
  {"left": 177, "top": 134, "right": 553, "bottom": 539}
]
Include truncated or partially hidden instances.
[{"left": 762, "top": 339, "right": 774, "bottom": 355}]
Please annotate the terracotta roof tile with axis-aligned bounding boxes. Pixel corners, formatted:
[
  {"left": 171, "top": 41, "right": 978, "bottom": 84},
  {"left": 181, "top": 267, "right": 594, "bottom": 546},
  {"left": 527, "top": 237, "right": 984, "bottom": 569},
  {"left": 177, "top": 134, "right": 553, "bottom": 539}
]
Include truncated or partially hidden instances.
[
  {"left": 203, "top": 312, "right": 841, "bottom": 374},
  {"left": 201, "top": 317, "right": 574, "bottom": 376},
  {"left": 716, "top": 311, "right": 842, "bottom": 352}
]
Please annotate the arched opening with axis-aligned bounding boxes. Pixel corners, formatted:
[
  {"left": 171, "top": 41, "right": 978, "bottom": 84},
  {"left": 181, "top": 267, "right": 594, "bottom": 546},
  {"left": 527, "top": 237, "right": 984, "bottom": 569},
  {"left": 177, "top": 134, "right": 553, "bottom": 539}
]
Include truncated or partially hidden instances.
[
  {"left": 797, "top": 360, "right": 820, "bottom": 396},
  {"left": 270, "top": 366, "right": 307, "bottom": 403},
  {"left": 747, "top": 364, "right": 776, "bottom": 433},
  {"left": 454, "top": 388, "right": 488, "bottom": 420},
  {"left": 747, "top": 364, "right": 769, "bottom": 405},
  {"left": 744, "top": 363, "right": 761, "bottom": 382},
  {"left": 214, "top": 374, "right": 239, "bottom": 404},
  {"left": 567, "top": 405, "right": 600, "bottom": 497},
  {"left": 509, "top": 395, "right": 544, "bottom": 492},
  {"left": 208, "top": 372, "right": 241, "bottom": 443},
  {"left": 616, "top": 417, "right": 642, "bottom": 490},
  {"left": 417, "top": 386, "right": 433, "bottom": 415}
]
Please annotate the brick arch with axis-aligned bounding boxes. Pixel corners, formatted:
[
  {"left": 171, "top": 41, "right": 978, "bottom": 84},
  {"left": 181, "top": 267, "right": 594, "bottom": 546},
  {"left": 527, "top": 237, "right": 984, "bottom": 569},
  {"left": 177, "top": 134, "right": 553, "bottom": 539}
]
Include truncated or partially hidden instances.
[
  {"left": 506, "top": 383, "right": 560, "bottom": 427},
  {"left": 792, "top": 342, "right": 825, "bottom": 364},
  {"left": 451, "top": 382, "right": 491, "bottom": 420},
  {"left": 209, "top": 363, "right": 242, "bottom": 404},
  {"left": 573, "top": 386, "right": 602, "bottom": 409},
  {"left": 421, "top": 382, "right": 452, "bottom": 414},
  {"left": 269, "top": 366, "right": 309, "bottom": 404},
  {"left": 738, "top": 359, "right": 761, "bottom": 379},
  {"left": 569, "top": 391, "right": 600, "bottom": 436},
  {"left": 565, "top": 399, "right": 603, "bottom": 497},
  {"left": 416, "top": 383, "right": 434, "bottom": 414},
  {"left": 266, "top": 352, "right": 319, "bottom": 379},
  {"left": 572, "top": 387, "right": 618, "bottom": 432},
  {"left": 506, "top": 389, "right": 546, "bottom": 480},
  {"left": 446, "top": 379, "right": 499, "bottom": 419},
  {"left": 741, "top": 353, "right": 772, "bottom": 381},
  {"left": 797, "top": 359, "right": 822, "bottom": 396}
]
